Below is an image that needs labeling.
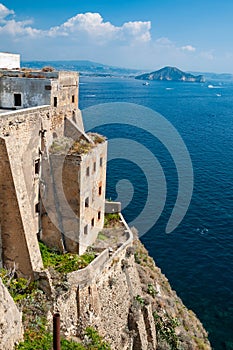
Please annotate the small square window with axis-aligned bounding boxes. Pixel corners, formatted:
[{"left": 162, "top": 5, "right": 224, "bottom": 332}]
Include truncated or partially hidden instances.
[
  {"left": 100, "top": 157, "right": 103, "bottom": 167},
  {"left": 35, "top": 202, "right": 40, "bottom": 214},
  {"left": 14, "top": 93, "right": 21, "bottom": 107},
  {"left": 86, "top": 166, "right": 90, "bottom": 176},
  {"left": 93, "top": 162, "right": 96, "bottom": 172},
  {"left": 35, "top": 159, "right": 40, "bottom": 175},
  {"left": 99, "top": 186, "right": 102, "bottom": 196},
  {"left": 98, "top": 211, "right": 101, "bottom": 220},
  {"left": 91, "top": 218, "right": 95, "bottom": 227},
  {"left": 84, "top": 225, "right": 88, "bottom": 235},
  {"left": 85, "top": 197, "right": 89, "bottom": 208},
  {"left": 72, "top": 95, "right": 75, "bottom": 103}
]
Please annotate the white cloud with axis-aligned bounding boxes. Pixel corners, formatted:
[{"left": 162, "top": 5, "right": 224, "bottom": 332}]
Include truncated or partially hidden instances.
[
  {"left": 181, "top": 45, "right": 196, "bottom": 52},
  {"left": 48, "top": 13, "right": 151, "bottom": 44},
  {"left": 121, "top": 21, "right": 151, "bottom": 42},
  {"left": 0, "top": 3, "right": 14, "bottom": 21},
  {"left": 0, "top": 19, "right": 41, "bottom": 36},
  {"left": 156, "top": 37, "right": 173, "bottom": 46}
]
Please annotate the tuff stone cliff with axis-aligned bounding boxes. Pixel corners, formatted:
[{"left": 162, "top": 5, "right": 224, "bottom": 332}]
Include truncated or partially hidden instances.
[
  {"left": 0, "top": 224, "right": 211, "bottom": 350},
  {"left": 0, "top": 278, "right": 23, "bottom": 349}
]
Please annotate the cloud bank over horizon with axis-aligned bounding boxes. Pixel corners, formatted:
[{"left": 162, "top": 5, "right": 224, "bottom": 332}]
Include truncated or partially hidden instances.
[{"left": 0, "top": 3, "right": 227, "bottom": 72}]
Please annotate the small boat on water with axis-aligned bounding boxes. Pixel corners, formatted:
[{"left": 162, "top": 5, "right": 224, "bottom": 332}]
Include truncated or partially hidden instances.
[{"left": 142, "top": 82, "right": 150, "bottom": 86}]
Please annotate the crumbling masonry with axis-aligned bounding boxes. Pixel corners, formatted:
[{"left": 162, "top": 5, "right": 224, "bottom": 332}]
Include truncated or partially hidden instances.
[{"left": 0, "top": 53, "right": 107, "bottom": 277}]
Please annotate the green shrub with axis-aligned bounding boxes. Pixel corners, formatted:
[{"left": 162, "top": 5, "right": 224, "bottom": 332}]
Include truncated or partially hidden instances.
[
  {"left": 0, "top": 268, "right": 37, "bottom": 302},
  {"left": 104, "top": 213, "right": 120, "bottom": 228},
  {"left": 153, "top": 312, "right": 180, "bottom": 349},
  {"left": 135, "top": 295, "right": 145, "bottom": 306},
  {"left": 16, "top": 327, "right": 111, "bottom": 350},
  {"left": 147, "top": 283, "right": 158, "bottom": 298},
  {"left": 39, "top": 242, "right": 95, "bottom": 273},
  {"left": 84, "top": 327, "right": 111, "bottom": 350}
]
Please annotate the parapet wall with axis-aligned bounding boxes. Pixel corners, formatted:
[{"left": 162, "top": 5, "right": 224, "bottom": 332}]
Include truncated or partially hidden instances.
[{"left": 0, "top": 53, "right": 20, "bottom": 69}]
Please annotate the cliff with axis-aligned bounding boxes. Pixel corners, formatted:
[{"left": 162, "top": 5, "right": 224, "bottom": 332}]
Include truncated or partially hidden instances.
[
  {"left": 135, "top": 66, "right": 205, "bottom": 82},
  {"left": 0, "top": 221, "right": 211, "bottom": 350}
]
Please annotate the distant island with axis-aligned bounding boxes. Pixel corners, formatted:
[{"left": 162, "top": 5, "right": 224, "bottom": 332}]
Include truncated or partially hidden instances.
[{"left": 135, "top": 66, "right": 205, "bottom": 82}]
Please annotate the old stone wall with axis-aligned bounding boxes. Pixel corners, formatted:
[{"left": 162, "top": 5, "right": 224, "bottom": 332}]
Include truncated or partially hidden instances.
[
  {"left": 0, "top": 278, "right": 23, "bottom": 350},
  {"left": 0, "top": 76, "right": 52, "bottom": 109},
  {"left": 50, "top": 217, "right": 157, "bottom": 350}
]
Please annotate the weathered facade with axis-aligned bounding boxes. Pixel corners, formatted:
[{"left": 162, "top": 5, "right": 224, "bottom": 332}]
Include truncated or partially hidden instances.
[{"left": 0, "top": 53, "right": 107, "bottom": 276}]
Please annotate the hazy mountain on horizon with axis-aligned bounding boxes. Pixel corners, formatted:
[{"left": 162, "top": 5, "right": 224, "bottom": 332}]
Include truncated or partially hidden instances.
[
  {"left": 22, "top": 60, "right": 233, "bottom": 81},
  {"left": 135, "top": 66, "right": 205, "bottom": 82}
]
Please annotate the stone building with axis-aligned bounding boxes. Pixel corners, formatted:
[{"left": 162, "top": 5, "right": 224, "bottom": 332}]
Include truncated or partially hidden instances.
[{"left": 0, "top": 53, "right": 107, "bottom": 277}]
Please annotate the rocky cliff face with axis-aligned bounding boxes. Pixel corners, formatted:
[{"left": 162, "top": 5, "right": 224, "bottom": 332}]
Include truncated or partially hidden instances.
[
  {"left": 0, "top": 278, "right": 23, "bottom": 349},
  {"left": 0, "top": 229, "right": 211, "bottom": 350},
  {"left": 45, "top": 228, "right": 211, "bottom": 350}
]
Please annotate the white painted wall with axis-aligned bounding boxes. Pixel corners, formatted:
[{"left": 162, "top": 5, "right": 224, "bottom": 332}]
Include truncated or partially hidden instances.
[{"left": 0, "top": 52, "right": 20, "bottom": 69}]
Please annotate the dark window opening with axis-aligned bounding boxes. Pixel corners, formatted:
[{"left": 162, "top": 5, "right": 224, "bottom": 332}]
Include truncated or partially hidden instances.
[
  {"left": 86, "top": 167, "right": 90, "bottom": 176},
  {"left": 54, "top": 97, "right": 57, "bottom": 107},
  {"left": 84, "top": 225, "right": 88, "bottom": 235},
  {"left": 91, "top": 218, "right": 95, "bottom": 227},
  {"left": 98, "top": 211, "right": 101, "bottom": 220},
  {"left": 45, "top": 85, "right": 52, "bottom": 90},
  {"left": 85, "top": 197, "right": 89, "bottom": 208},
  {"left": 100, "top": 157, "right": 103, "bottom": 167},
  {"left": 35, "top": 159, "right": 40, "bottom": 175},
  {"left": 35, "top": 202, "right": 40, "bottom": 214},
  {"left": 93, "top": 162, "right": 96, "bottom": 172},
  {"left": 72, "top": 111, "right": 76, "bottom": 123},
  {"left": 99, "top": 186, "right": 102, "bottom": 196},
  {"left": 72, "top": 95, "right": 75, "bottom": 103},
  {"left": 14, "top": 94, "right": 21, "bottom": 107}
]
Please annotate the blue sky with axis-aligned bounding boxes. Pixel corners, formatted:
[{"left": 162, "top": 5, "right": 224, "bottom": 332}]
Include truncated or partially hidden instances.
[{"left": 1, "top": 0, "right": 233, "bottom": 72}]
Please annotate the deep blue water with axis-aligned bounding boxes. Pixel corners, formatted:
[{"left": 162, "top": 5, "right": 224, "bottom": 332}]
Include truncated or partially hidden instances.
[{"left": 79, "top": 76, "right": 233, "bottom": 350}]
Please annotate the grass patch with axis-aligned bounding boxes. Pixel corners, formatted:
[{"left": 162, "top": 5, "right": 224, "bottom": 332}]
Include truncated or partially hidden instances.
[
  {"left": 104, "top": 213, "right": 120, "bottom": 228},
  {"left": 97, "top": 232, "right": 108, "bottom": 241},
  {"left": 39, "top": 242, "right": 95, "bottom": 273},
  {"left": 16, "top": 326, "right": 111, "bottom": 350},
  {"left": 0, "top": 268, "right": 38, "bottom": 302}
]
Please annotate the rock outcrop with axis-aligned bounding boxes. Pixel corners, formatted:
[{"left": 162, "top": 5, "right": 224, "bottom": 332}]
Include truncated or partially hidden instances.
[{"left": 0, "top": 278, "right": 23, "bottom": 350}]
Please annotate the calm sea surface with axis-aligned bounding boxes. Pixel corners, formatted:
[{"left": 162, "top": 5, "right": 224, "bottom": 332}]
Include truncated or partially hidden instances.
[{"left": 79, "top": 76, "right": 233, "bottom": 350}]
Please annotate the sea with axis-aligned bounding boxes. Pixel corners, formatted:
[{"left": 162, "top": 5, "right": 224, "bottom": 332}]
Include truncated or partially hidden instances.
[{"left": 79, "top": 76, "right": 233, "bottom": 350}]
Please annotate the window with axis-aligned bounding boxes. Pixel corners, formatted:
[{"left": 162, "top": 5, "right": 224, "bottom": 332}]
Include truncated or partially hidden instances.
[
  {"left": 84, "top": 225, "right": 88, "bottom": 235},
  {"left": 54, "top": 97, "right": 57, "bottom": 107},
  {"left": 34, "top": 159, "right": 40, "bottom": 175},
  {"left": 86, "top": 166, "right": 90, "bottom": 176},
  {"left": 72, "top": 111, "right": 76, "bottom": 123},
  {"left": 100, "top": 157, "right": 103, "bottom": 167},
  {"left": 35, "top": 202, "right": 40, "bottom": 214},
  {"left": 91, "top": 218, "right": 95, "bottom": 227},
  {"left": 99, "top": 186, "right": 102, "bottom": 196},
  {"left": 45, "top": 85, "right": 52, "bottom": 91},
  {"left": 98, "top": 211, "right": 101, "bottom": 220},
  {"left": 72, "top": 95, "right": 75, "bottom": 103},
  {"left": 93, "top": 162, "right": 96, "bottom": 172},
  {"left": 14, "top": 93, "right": 21, "bottom": 107},
  {"left": 85, "top": 197, "right": 89, "bottom": 208}
]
